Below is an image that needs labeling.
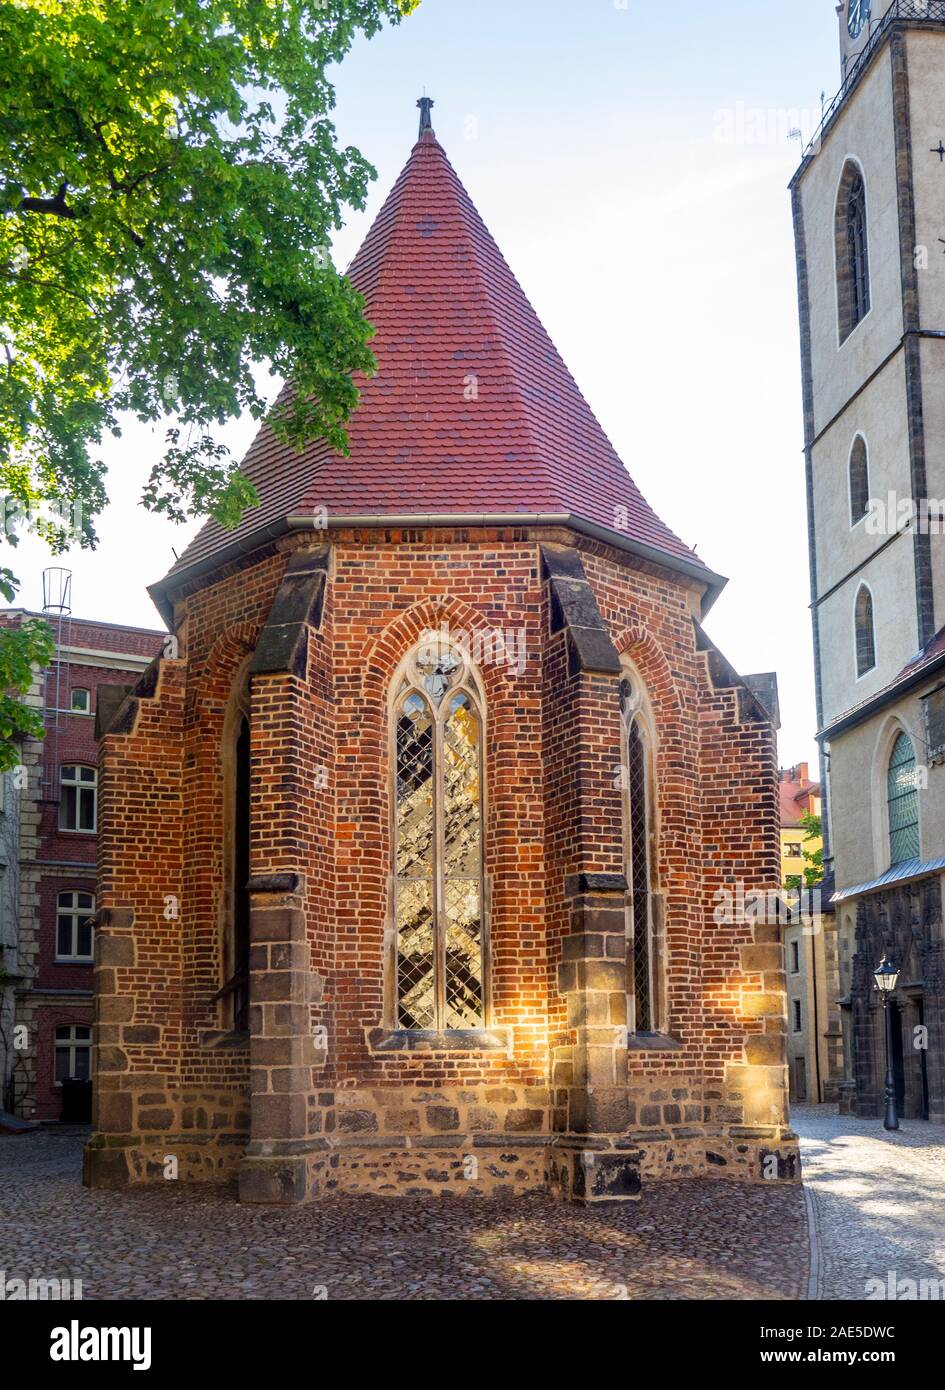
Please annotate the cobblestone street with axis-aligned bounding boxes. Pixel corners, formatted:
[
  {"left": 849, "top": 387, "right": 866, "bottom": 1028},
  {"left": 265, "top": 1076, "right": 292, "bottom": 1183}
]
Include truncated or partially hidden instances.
[
  {"left": 1, "top": 1129, "right": 806, "bottom": 1301},
  {"left": 8, "top": 1111, "right": 944, "bottom": 1301},
  {"left": 794, "top": 1104, "right": 945, "bottom": 1301}
]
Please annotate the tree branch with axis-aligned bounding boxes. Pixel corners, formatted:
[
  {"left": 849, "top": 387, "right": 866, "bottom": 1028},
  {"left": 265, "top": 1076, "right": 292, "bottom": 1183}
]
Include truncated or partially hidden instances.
[{"left": 17, "top": 182, "right": 77, "bottom": 219}]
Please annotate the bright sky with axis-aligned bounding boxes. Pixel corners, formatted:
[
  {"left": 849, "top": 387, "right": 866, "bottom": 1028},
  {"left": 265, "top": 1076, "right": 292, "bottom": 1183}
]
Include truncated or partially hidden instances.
[{"left": 7, "top": 0, "right": 843, "bottom": 767}]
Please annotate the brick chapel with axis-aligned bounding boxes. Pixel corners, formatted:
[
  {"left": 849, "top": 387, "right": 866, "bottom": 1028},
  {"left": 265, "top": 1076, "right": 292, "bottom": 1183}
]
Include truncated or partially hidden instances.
[{"left": 85, "top": 100, "right": 797, "bottom": 1204}]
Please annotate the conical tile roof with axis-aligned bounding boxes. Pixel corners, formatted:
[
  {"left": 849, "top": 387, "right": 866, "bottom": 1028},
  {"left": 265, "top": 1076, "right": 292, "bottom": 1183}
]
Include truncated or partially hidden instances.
[{"left": 160, "top": 114, "right": 720, "bottom": 601}]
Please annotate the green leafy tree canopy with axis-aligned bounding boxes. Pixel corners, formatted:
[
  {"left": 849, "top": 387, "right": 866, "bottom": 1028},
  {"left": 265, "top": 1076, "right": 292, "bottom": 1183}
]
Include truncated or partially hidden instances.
[{"left": 0, "top": 0, "right": 417, "bottom": 771}]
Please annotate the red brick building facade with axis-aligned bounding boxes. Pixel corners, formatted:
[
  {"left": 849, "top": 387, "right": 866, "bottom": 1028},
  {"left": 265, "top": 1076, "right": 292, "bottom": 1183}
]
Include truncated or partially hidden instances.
[
  {"left": 85, "top": 105, "right": 797, "bottom": 1203},
  {"left": 0, "top": 611, "right": 164, "bottom": 1121}
]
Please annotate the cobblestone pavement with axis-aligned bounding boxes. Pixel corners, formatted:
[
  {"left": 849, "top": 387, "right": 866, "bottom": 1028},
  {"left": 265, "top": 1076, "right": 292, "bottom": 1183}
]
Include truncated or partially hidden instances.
[
  {"left": 0, "top": 1129, "right": 806, "bottom": 1300},
  {"left": 793, "top": 1104, "right": 945, "bottom": 1301}
]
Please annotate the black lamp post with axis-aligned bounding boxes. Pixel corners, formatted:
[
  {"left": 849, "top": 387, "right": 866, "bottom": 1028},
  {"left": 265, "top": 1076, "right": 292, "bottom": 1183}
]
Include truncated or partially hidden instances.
[{"left": 873, "top": 955, "right": 901, "bottom": 1132}]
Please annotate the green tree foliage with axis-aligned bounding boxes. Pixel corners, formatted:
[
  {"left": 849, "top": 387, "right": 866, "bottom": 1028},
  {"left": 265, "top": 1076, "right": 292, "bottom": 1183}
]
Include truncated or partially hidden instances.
[{"left": 0, "top": 0, "right": 417, "bottom": 770}]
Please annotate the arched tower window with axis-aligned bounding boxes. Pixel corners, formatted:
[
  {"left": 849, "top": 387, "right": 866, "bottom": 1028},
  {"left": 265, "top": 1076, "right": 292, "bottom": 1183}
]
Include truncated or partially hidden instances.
[
  {"left": 855, "top": 585, "right": 876, "bottom": 678},
  {"left": 849, "top": 435, "right": 870, "bottom": 526},
  {"left": 887, "top": 732, "right": 920, "bottom": 866},
  {"left": 836, "top": 162, "right": 871, "bottom": 343},
  {"left": 392, "top": 638, "right": 485, "bottom": 1030},
  {"left": 620, "top": 672, "right": 661, "bottom": 1034}
]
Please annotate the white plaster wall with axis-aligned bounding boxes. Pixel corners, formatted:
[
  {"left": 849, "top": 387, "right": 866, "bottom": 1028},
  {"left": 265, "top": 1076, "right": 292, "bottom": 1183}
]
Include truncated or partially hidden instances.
[
  {"left": 800, "top": 45, "right": 902, "bottom": 434},
  {"left": 819, "top": 534, "right": 920, "bottom": 727},
  {"left": 811, "top": 352, "right": 912, "bottom": 597},
  {"left": 907, "top": 31, "right": 945, "bottom": 332}
]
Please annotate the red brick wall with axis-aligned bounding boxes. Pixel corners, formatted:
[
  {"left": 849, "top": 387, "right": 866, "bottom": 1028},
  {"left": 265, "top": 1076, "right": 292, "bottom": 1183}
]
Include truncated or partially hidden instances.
[{"left": 90, "top": 525, "right": 788, "bottom": 1178}]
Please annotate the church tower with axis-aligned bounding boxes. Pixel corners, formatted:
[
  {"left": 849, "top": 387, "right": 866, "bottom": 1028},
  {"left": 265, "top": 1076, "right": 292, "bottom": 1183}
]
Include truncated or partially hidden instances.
[
  {"left": 84, "top": 102, "right": 796, "bottom": 1203},
  {"left": 792, "top": 4, "right": 945, "bottom": 1123}
]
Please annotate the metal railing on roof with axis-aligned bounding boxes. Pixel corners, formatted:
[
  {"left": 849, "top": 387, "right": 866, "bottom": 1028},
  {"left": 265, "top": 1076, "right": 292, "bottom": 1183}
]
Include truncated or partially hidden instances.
[{"left": 803, "top": 0, "right": 945, "bottom": 159}]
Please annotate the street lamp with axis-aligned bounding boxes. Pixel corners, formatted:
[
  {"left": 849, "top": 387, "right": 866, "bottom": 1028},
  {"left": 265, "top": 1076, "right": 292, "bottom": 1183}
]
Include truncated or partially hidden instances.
[{"left": 873, "top": 955, "right": 901, "bottom": 1132}]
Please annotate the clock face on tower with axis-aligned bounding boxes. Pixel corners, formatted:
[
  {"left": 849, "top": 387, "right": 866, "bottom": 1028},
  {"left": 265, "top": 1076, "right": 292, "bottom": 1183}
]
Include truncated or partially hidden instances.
[{"left": 848, "top": 0, "right": 870, "bottom": 39}]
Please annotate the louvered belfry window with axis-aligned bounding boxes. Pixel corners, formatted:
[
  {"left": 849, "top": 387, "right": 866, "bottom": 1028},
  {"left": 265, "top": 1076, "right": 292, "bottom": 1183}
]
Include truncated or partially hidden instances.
[
  {"left": 621, "top": 676, "right": 659, "bottom": 1034},
  {"left": 837, "top": 162, "right": 871, "bottom": 343},
  {"left": 887, "top": 732, "right": 920, "bottom": 867},
  {"left": 393, "top": 640, "right": 485, "bottom": 1030},
  {"left": 847, "top": 171, "right": 870, "bottom": 328}
]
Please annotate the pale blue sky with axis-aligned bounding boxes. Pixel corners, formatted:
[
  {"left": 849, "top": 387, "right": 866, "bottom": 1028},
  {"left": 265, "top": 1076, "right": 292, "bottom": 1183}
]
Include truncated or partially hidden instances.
[{"left": 9, "top": 0, "right": 847, "bottom": 766}]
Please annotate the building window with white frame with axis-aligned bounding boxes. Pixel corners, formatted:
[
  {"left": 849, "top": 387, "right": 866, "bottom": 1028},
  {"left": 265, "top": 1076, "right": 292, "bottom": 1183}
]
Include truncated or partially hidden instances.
[
  {"left": 56, "top": 890, "right": 95, "bottom": 962},
  {"left": 54, "top": 1024, "right": 92, "bottom": 1084},
  {"left": 59, "top": 764, "right": 97, "bottom": 832}
]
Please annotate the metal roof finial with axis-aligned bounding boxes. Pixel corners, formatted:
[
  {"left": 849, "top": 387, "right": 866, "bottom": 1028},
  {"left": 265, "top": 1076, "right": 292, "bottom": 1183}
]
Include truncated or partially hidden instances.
[{"left": 417, "top": 96, "right": 434, "bottom": 138}]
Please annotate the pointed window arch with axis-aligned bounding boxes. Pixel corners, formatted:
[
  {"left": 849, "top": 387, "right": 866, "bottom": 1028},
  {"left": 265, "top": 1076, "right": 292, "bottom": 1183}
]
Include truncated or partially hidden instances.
[
  {"left": 620, "top": 671, "right": 662, "bottom": 1034},
  {"left": 836, "top": 161, "right": 871, "bottom": 343},
  {"left": 887, "top": 732, "right": 920, "bottom": 866},
  {"left": 392, "top": 637, "right": 485, "bottom": 1030},
  {"left": 849, "top": 434, "right": 870, "bottom": 526},
  {"left": 855, "top": 585, "right": 876, "bottom": 678}
]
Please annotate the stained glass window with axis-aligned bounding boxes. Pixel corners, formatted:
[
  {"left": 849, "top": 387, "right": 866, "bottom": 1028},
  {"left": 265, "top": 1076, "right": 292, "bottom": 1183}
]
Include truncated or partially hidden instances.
[
  {"left": 887, "top": 732, "right": 920, "bottom": 867},
  {"left": 394, "top": 644, "right": 484, "bottom": 1029}
]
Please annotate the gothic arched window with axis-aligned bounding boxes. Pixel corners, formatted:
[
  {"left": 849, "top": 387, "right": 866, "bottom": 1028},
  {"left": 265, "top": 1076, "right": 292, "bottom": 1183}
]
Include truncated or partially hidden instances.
[
  {"left": 855, "top": 584, "right": 876, "bottom": 678},
  {"left": 887, "top": 732, "right": 920, "bottom": 866},
  {"left": 620, "top": 673, "right": 661, "bottom": 1034},
  {"left": 849, "top": 435, "right": 870, "bottom": 526},
  {"left": 392, "top": 639, "right": 485, "bottom": 1030},
  {"left": 836, "top": 162, "right": 871, "bottom": 343}
]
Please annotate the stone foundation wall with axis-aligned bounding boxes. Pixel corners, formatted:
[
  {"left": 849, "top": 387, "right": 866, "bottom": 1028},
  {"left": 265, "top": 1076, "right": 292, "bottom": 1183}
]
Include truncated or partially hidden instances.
[{"left": 83, "top": 1084, "right": 249, "bottom": 1187}]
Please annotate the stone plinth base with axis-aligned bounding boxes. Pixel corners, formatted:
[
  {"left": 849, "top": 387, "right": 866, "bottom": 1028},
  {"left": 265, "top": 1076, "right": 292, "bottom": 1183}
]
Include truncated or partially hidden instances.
[
  {"left": 546, "top": 1144, "right": 643, "bottom": 1204},
  {"left": 239, "top": 1147, "right": 308, "bottom": 1204},
  {"left": 83, "top": 1128, "right": 248, "bottom": 1188}
]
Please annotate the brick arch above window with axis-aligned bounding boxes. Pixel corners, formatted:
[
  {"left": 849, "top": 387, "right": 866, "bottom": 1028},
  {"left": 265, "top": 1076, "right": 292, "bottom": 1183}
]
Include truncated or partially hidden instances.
[
  {"left": 358, "top": 596, "right": 524, "bottom": 712},
  {"left": 192, "top": 622, "right": 262, "bottom": 716}
]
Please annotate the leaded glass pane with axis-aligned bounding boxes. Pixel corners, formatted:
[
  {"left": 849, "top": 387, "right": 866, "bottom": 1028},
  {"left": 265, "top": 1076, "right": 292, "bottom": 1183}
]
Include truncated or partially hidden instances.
[
  {"left": 396, "top": 879, "right": 436, "bottom": 1029},
  {"left": 394, "top": 659, "right": 485, "bottom": 1031},
  {"left": 628, "top": 720, "right": 653, "bottom": 1032},
  {"left": 888, "top": 733, "right": 920, "bottom": 866},
  {"left": 444, "top": 693, "right": 481, "bottom": 877},
  {"left": 443, "top": 879, "right": 483, "bottom": 1028},
  {"left": 855, "top": 588, "right": 875, "bottom": 678},
  {"left": 395, "top": 695, "right": 434, "bottom": 879}
]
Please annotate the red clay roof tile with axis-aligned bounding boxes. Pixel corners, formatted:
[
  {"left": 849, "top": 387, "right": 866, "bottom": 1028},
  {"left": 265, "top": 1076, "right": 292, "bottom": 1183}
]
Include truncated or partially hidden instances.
[{"left": 165, "top": 126, "right": 715, "bottom": 586}]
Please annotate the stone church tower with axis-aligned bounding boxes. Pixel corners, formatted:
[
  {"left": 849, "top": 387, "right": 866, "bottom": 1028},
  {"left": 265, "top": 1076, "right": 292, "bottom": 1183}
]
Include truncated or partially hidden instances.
[
  {"left": 85, "top": 101, "right": 796, "bottom": 1203},
  {"left": 792, "top": 4, "right": 945, "bottom": 1122}
]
